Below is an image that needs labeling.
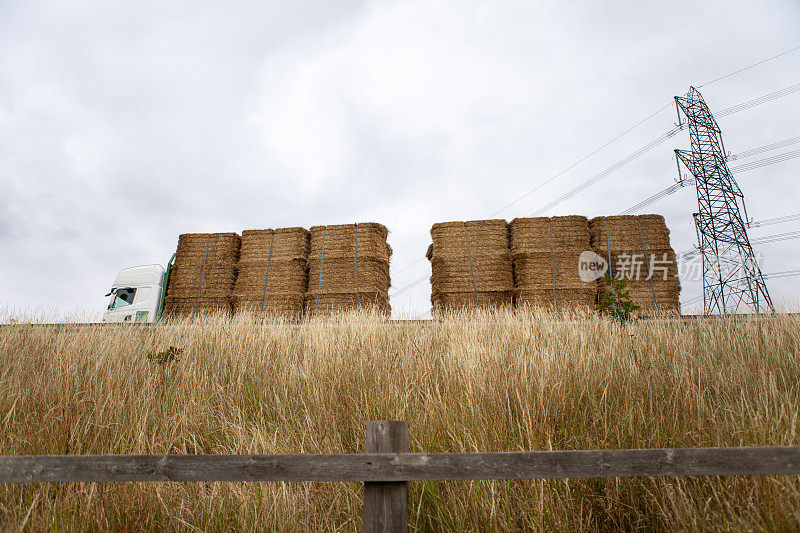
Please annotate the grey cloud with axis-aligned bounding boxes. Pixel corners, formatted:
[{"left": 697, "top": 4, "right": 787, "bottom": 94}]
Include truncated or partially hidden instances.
[{"left": 1, "top": 0, "right": 799, "bottom": 317}]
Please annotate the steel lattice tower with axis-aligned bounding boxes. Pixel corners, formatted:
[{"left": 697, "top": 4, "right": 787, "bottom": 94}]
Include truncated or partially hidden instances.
[{"left": 674, "top": 86, "right": 773, "bottom": 314}]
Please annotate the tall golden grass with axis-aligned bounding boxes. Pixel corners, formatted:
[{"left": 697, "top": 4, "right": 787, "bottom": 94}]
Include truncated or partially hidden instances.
[{"left": 1, "top": 309, "right": 799, "bottom": 531}]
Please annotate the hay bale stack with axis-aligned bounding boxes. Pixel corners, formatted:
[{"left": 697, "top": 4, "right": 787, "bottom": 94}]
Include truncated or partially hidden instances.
[
  {"left": 428, "top": 220, "right": 514, "bottom": 312},
  {"left": 304, "top": 223, "right": 391, "bottom": 317},
  {"left": 510, "top": 216, "right": 596, "bottom": 311},
  {"left": 232, "top": 227, "right": 309, "bottom": 319},
  {"left": 163, "top": 233, "right": 241, "bottom": 317},
  {"left": 589, "top": 215, "right": 681, "bottom": 315}
]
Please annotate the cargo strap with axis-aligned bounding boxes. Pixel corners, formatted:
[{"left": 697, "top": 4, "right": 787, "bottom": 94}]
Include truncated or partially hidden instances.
[
  {"left": 604, "top": 220, "right": 614, "bottom": 313},
  {"left": 463, "top": 223, "right": 479, "bottom": 308},
  {"left": 260, "top": 232, "right": 275, "bottom": 315},
  {"left": 354, "top": 223, "right": 360, "bottom": 310},
  {"left": 193, "top": 235, "right": 211, "bottom": 316},
  {"left": 548, "top": 219, "right": 558, "bottom": 312},
  {"left": 637, "top": 217, "right": 658, "bottom": 311},
  {"left": 315, "top": 227, "right": 326, "bottom": 315}
]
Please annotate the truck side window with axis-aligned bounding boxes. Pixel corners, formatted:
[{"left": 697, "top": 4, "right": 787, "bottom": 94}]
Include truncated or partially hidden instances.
[{"left": 111, "top": 288, "right": 136, "bottom": 308}]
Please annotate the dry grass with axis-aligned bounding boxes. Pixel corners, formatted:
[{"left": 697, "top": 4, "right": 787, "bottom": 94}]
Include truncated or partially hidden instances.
[{"left": 1, "top": 309, "right": 799, "bottom": 531}]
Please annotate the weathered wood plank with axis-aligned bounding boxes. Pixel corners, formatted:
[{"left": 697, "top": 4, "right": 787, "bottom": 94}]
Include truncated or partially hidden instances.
[
  {"left": 1, "top": 447, "right": 798, "bottom": 483},
  {"left": 364, "top": 421, "right": 408, "bottom": 533}
]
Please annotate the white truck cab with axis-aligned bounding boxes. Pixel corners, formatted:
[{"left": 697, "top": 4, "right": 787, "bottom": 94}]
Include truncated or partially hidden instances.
[{"left": 102, "top": 264, "right": 167, "bottom": 323}]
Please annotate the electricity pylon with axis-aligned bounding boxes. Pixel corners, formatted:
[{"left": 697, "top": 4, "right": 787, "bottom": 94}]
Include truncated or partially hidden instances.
[{"left": 674, "top": 86, "right": 773, "bottom": 314}]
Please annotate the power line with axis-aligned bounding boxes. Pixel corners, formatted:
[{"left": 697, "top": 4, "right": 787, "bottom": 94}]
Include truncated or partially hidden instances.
[
  {"left": 716, "top": 83, "right": 800, "bottom": 117},
  {"left": 681, "top": 227, "right": 800, "bottom": 259},
  {"left": 727, "top": 136, "right": 800, "bottom": 161},
  {"left": 391, "top": 61, "right": 800, "bottom": 301},
  {"left": 389, "top": 273, "right": 428, "bottom": 296},
  {"left": 683, "top": 269, "right": 800, "bottom": 306},
  {"left": 698, "top": 44, "right": 800, "bottom": 88},
  {"left": 392, "top": 102, "right": 677, "bottom": 284},
  {"left": 529, "top": 84, "right": 800, "bottom": 218},
  {"left": 729, "top": 149, "right": 800, "bottom": 173},
  {"left": 490, "top": 83, "right": 800, "bottom": 221},
  {"left": 529, "top": 126, "right": 683, "bottom": 216},
  {"left": 390, "top": 274, "right": 428, "bottom": 297},
  {"left": 764, "top": 268, "right": 800, "bottom": 280},
  {"left": 622, "top": 135, "right": 800, "bottom": 215},
  {"left": 393, "top": 87, "right": 800, "bottom": 297},
  {"left": 391, "top": 257, "right": 425, "bottom": 277},
  {"left": 749, "top": 213, "right": 800, "bottom": 228},
  {"left": 392, "top": 105, "right": 674, "bottom": 283},
  {"left": 750, "top": 230, "right": 800, "bottom": 246},
  {"left": 681, "top": 247, "right": 699, "bottom": 260},
  {"left": 488, "top": 102, "right": 674, "bottom": 218},
  {"left": 619, "top": 179, "right": 691, "bottom": 215},
  {"left": 684, "top": 294, "right": 703, "bottom": 305}
]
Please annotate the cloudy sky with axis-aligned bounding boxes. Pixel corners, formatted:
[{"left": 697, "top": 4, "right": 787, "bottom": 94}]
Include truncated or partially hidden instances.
[{"left": 1, "top": 0, "right": 799, "bottom": 319}]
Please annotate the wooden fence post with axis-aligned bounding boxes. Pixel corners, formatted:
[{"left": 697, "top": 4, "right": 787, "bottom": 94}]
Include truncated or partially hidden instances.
[{"left": 364, "top": 421, "right": 408, "bottom": 533}]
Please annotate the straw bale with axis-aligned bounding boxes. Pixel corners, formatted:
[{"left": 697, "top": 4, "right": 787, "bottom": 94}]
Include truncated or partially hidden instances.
[
  {"left": 165, "top": 233, "right": 240, "bottom": 311},
  {"left": 598, "top": 281, "right": 681, "bottom": 298},
  {"left": 513, "top": 250, "right": 592, "bottom": 289},
  {"left": 428, "top": 220, "right": 514, "bottom": 312},
  {"left": 308, "top": 223, "right": 391, "bottom": 262},
  {"left": 175, "top": 232, "right": 240, "bottom": 252},
  {"left": 589, "top": 215, "right": 671, "bottom": 251},
  {"left": 163, "top": 296, "right": 231, "bottom": 317},
  {"left": 232, "top": 294, "right": 304, "bottom": 319},
  {"left": 231, "top": 228, "right": 310, "bottom": 319},
  {"left": 166, "top": 264, "right": 237, "bottom": 293},
  {"left": 430, "top": 220, "right": 509, "bottom": 257},
  {"left": 516, "top": 287, "right": 598, "bottom": 310},
  {"left": 597, "top": 277, "right": 681, "bottom": 316},
  {"left": 430, "top": 254, "right": 514, "bottom": 293},
  {"left": 588, "top": 214, "right": 681, "bottom": 316},
  {"left": 429, "top": 220, "right": 512, "bottom": 288},
  {"left": 233, "top": 259, "right": 307, "bottom": 296},
  {"left": 308, "top": 257, "right": 390, "bottom": 294},
  {"left": 633, "top": 293, "right": 682, "bottom": 315},
  {"left": 304, "top": 223, "right": 391, "bottom": 315},
  {"left": 510, "top": 216, "right": 590, "bottom": 254},
  {"left": 240, "top": 228, "right": 309, "bottom": 262},
  {"left": 431, "top": 290, "right": 514, "bottom": 312},
  {"left": 594, "top": 249, "right": 681, "bottom": 282},
  {"left": 304, "top": 291, "right": 390, "bottom": 317}
]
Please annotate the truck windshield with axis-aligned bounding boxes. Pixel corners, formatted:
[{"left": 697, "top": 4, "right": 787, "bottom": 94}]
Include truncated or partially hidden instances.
[{"left": 110, "top": 288, "right": 136, "bottom": 309}]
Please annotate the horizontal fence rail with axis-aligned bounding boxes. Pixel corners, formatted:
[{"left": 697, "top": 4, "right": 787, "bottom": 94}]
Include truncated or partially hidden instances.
[
  {"left": 2, "top": 447, "right": 799, "bottom": 484},
  {"left": 1, "top": 421, "right": 798, "bottom": 532}
]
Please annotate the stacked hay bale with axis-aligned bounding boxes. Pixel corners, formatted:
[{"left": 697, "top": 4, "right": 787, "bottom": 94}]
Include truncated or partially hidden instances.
[
  {"left": 232, "top": 228, "right": 309, "bottom": 319},
  {"left": 428, "top": 220, "right": 514, "bottom": 312},
  {"left": 304, "top": 223, "right": 391, "bottom": 317},
  {"left": 589, "top": 215, "right": 681, "bottom": 315},
  {"left": 163, "top": 233, "right": 240, "bottom": 317},
  {"left": 511, "top": 216, "right": 597, "bottom": 311}
]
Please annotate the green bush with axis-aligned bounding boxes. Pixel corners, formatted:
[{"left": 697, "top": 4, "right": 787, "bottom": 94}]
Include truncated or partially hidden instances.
[
  {"left": 146, "top": 346, "right": 182, "bottom": 366},
  {"left": 596, "top": 273, "right": 640, "bottom": 322}
]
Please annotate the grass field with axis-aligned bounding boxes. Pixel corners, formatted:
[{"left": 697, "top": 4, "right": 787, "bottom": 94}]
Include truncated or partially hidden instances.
[{"left": 1, "top": 309, "right": 799, "bottom": 531}]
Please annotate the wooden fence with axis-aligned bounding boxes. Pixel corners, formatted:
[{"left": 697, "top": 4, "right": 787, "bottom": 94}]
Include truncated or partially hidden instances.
[{"left": 1, "top": 421, "right": 798, "bottom": 532}]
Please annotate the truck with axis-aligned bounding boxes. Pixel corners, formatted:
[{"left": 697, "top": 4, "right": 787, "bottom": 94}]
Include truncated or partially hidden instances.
[{"left": 101, "top": 255, "right": 175, "bottom": 323}]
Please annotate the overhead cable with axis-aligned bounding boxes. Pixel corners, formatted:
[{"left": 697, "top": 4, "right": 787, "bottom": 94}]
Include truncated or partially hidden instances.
[
  {"left": 698, "top": 44, "right": 800, "bottom": 87},
  {"left": 749, "top": 213, "right": 800, "bottom": 228},
  {"left": 727, "top": 136, "right": 800, "bottom": 161},
  {"left": 716, "top": 83, "right": 800, "bottom": 117},
  {"left": 529, "top": 126, "right": 683, "bottom": 216},
  {"left": 729, "top": 149, "right": 800, "bottom": 173}
]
